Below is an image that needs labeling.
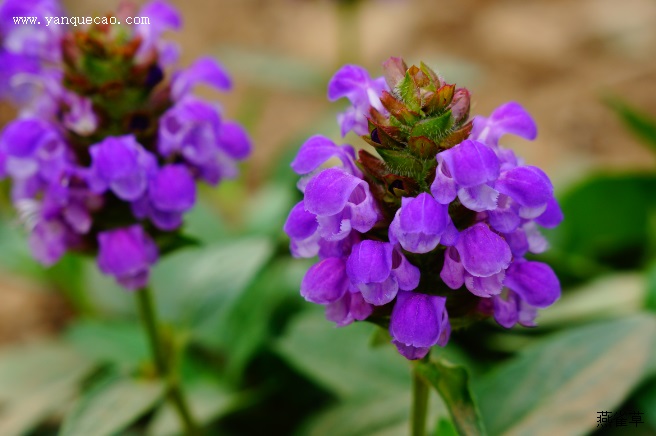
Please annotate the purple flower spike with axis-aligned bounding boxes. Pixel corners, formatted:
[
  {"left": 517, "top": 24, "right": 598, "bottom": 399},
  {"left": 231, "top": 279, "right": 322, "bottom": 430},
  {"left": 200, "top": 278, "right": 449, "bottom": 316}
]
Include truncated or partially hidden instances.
[
  {"left": 301, "top": 257, "right": 349, "bottom": 304},
  {"left": 346, "top": 241, "right": 419, "bottom": 305},
  {"left": 472, "top": 102, "right": 537, "bottom": 146},
  {"left": 97, "top": 225, "right": 158, "bottom": 291},
  {"left": 390, "top": 292, "right": 450, "bottom": 359},
  {"left": 389, "top": 193, "right": 449, "bottom": 253},
  {"left": 88, "top": 135, "right": 157, "bottom": 201},
  {"left": 431, "top": 139, "right": 500, "bottom": 212},
  {"left": 171, "top": 57, "right": 232, "bottom": 100},
  {"left": 327, "top": 65, "right": 388, "bottom": 136},
  {"left": 291, "top": 135, "right": 360, "bottom": 177},
  {"left": 504, "top": 260, "right": 560, "bottom": 308},
  {"left": 304, "top": 168, "right": 379, "bottom": 240},
  {"left": 135, "top": 0, "right": 182, "bottom": 65}
]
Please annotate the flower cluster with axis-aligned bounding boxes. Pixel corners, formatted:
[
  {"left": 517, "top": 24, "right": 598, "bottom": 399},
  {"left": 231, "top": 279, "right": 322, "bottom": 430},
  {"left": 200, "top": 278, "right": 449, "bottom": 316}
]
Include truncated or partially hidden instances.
[
  {"left": 0, "top": 0, "right": 251, "bottom": 289},
  {"left": 285, "top": 58, "right": 562, "bottom": 359}
]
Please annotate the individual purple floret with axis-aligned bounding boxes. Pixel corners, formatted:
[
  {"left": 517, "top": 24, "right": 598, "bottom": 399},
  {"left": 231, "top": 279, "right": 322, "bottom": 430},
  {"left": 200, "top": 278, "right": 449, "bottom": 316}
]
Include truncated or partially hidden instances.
[
  {"left": 390, "top": 292, "right": 450, "bottom": 360},
  {"left": 0, "top": 0, "right": 251, "bottom": 290},
  {"left": 97, "top": 225, "right": 158, "bottom": 290},
  {"left": 284, "top": 57, "right": 563, "bottom": 360},
  {"left": 328, "top": 64, "right": 388, "bottom": 136}
]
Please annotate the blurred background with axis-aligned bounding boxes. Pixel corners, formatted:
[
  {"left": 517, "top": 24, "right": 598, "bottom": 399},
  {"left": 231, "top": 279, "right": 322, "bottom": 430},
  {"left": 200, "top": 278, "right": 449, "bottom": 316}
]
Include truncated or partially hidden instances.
[{"left": 1, "top": 0, "right": 656, "bottom": 435}]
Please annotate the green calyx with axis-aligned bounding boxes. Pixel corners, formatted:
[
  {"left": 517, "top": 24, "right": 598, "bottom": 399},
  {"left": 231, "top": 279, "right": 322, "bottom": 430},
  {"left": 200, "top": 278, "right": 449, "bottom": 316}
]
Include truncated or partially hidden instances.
[{"left": 358, "top": 57, "right": 473, "bottom": 217}]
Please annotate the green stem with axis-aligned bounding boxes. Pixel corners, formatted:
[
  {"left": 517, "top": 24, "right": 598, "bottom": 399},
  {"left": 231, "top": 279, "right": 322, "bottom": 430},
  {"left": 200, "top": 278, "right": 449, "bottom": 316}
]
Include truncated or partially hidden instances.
[
  {"left": 136, "top": 288, "right": 198, "bottom": 435},
  {"left": 411, "top": 364, "right": 430, "bottom": 436}
]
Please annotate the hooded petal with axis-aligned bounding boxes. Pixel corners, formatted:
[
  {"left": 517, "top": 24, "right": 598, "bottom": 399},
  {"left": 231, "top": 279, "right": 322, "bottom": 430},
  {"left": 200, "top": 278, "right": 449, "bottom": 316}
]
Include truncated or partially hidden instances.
[
  {"left": 440, "top": 246, "right": 465, "bottom": 290},
  {"left": 346, "top": 240, "right": 393, "bottom": 284},
  {"left": 217, "top": 121, "right": 251, "bottom": 160},
  {"left": 148, "top": 164, "right": 196, "bottom": 213},
  {"left": 495, "top": 166, "right": 553, "bottom": 208},
  {"left": 390, "top": 292, "right": 448, "bottom": 349},
  {"left": 300, "top": 258, "right": 349, "bottom": 304},
  {"left": 505, "top": 261, "right": 560, "bottom": 308},
  {"left": 291, "top": 135, "right": 357, "bottom": 175},
  {"left": 391, "top": 248, "right": 420, "bottom": 291},
  {"left": 389, "top": 194, "right": 448, "bottom": 253},
  {"left": 284, "top": 201, "right": 318, "bottom": 240},
  {"left": 441, "top": 140, "right": 500, "bottom": 188},
  {"left": 304, "top": 168, "right": 363, "bottom": 216},
  {"left": 430, "top": 159, "right": 457, "bottom": 204},
  {"left": 97, "top": 225, "right": 158, "bottom": 290},
  {"left": 535, "top": 197, "right": 564, "bottom": 228},
  {"left": 456, "top": 223, "right": 511, "bottom": 277}
]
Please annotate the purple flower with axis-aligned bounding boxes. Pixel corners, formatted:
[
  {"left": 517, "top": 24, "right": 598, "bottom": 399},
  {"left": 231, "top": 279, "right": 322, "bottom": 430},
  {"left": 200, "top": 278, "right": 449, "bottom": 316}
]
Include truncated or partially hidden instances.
[
  {"left": 471, "top": 102, "right": 537, "bottom": 147},
  {"left": 87, "top": 135, "right": 157, "bottom": 201},
  {"left": 303, "top": 168, "right": 379, "bottom": 241},
  {"left": 158, "top": 97, "right": 250, "bottom": 184},
  {"left": 389, "top": 193, "right": 450, "bottom": 253},
  {"left": 325, "top": 291, "right": 373, "bottom": 327},
  {"left": 346, "top": 240, "right": 419, "bottom": 305},
  {"left": 132, "top": 164, "right": 196, "bottom": 231},
  {"left": 61, "top": 92, "right": 97, "bottom": 136},
  {"left": 431, "top": 139, "right": 500, "bottom": 212},
  {"left": 390, "top": 292, "right": 450, "bottom": 360},
  {"left": 97, "top": 225, "right": 158, "bottom": 291},
  {"left": 134, "top": 0, "right": 182, "bottom": 65},
  {"left": 441, "top": 223, "right": 511, "bottom": 298},
  {"left": 491, "top": 260, "right": 560, "bottom": 328},
  {"left": 301, "top": 257, "right": 349, "bottom": 304},
  {"left": 286, "top": 58, "right": 564, "bottom": 359},
  {"left": 327, "top": 64, "right": 388, "bottom": 136},
  {"left": 171, "top": 57, "right": 231, "bottom": 100},
  {"left": 291, "top": 135, "right": 361, "bottom": 179}
]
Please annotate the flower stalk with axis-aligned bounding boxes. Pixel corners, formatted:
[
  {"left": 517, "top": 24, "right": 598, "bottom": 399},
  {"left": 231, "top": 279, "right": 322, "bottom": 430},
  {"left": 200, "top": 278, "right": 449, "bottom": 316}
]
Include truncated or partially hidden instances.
[
  {"left": 136, "top": 287, "right": 198, "bottom": 435},
  {"left": 411, "top": 362, "right": 430, "bottom": 436}
]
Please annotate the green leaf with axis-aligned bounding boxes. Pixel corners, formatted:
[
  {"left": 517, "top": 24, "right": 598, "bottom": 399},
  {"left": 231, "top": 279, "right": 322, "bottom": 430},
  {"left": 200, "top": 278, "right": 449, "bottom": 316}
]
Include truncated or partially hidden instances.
[
  {"left": 300, "top": 395, "right": 412, "bottom": 436},
  {"left": 194, "top": 258, "right": 311, "bottom": 383},
  {"left": 60, "top": 377, "right": 164, "bottom": 436},
  {"left": 606, "top": 96, "right": 656, "bottom": 152},
  {"left": 433, "top": 417, "right": 458, "bottom": 436},
  {"left": 0, "top": 341, "right": 95, "bottom": 436},
  {"left": 396, "top": 71, "right": 421, "bottom": 112},
  {"left": 64, "top": 319, "right": 149, "bottom": 370},
  {"left": 475, "top": 314, "right": 656, "bottom": 436},
  {"left": 416, "top": 359, "right": 486, "bottom": 436},
  {"left": 546, "top": 173, "right": 656, "bottom": 272},
  {"left": 147, "top": 382, "right": 237, "bottom": 436},
  {"left": 537, "top": 272, "right": 645, "bottom": 327},
  {"left": 150, "top": 237, "right": 274, "bottom": 327},
  {"left": 635, "top": 378, "right": 656, "bottom": 429},
  {"left": 275, "top": 307, "right": 410, "bottom": 398}
]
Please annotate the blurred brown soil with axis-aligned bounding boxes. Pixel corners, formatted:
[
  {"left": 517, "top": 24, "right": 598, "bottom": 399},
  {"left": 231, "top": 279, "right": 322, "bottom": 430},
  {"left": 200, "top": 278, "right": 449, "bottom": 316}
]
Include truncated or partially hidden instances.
[{"left": 0, "top": 275, "right": 73, "bottom": 346}]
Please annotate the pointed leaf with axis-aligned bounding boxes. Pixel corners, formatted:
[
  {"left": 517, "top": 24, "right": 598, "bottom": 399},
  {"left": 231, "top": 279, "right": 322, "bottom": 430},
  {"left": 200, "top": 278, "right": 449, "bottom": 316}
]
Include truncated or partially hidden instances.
[
  {"left": 606, "top": 96, "right": 656, "bottom": 153},
  {"left": 60, "top": 377, "right": 164, "bottom": 436},
  {"left": 475, "top": 315, "right": 656, "bottom": 436}
]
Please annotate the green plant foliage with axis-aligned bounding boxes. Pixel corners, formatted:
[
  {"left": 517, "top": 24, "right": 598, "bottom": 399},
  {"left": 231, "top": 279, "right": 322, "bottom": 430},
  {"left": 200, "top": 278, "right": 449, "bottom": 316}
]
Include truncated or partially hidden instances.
[
  {"left": 60, "top": 376, "right": 164, "bottom": 436},
  {"left": 64, "top": 320, "right": 149, "bottom": 370},
  {"left": 0, "top": 342, "right": 96, "bottom": 436},
  {"left": 606, "top": 97, "right": 656, "bottom": 153},
  {"left": 475, "top": 314, "right": 656, "bottom": 435}
]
